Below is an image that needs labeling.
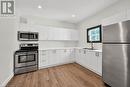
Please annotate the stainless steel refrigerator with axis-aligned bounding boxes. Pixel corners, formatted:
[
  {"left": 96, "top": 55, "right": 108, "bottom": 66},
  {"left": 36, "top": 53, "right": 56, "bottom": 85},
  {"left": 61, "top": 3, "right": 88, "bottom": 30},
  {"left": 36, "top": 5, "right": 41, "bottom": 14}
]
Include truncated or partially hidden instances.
[{"left": 102, "top": 20, "right": 130, "bottom": 87}]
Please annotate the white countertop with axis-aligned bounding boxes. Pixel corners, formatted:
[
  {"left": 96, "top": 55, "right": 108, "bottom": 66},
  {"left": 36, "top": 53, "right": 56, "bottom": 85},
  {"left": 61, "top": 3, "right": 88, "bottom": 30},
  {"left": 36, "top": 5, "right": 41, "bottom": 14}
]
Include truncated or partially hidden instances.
[
  {"left": 39, "top": 47, "right": 81, "bottom": 50},
  {"left": 87, "top": 49, "right": 102, "bottom": 52},
  {"left": 39, "top": 47, "right": 102, "bottom": 52}
]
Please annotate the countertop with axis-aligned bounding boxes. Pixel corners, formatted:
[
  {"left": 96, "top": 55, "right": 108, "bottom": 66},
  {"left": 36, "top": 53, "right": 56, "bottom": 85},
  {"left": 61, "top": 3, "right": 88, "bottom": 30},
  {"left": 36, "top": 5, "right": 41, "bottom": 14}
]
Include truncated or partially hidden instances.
[{"left": 39, "top": 47, "right": 102, "bottom": 52}]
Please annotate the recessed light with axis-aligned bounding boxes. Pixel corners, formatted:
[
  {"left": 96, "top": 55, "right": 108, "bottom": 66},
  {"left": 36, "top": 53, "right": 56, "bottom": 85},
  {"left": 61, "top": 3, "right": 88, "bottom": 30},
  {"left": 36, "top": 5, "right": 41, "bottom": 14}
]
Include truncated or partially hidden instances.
[
  {"left": 38, "top": 5, "right": 42, "bottom": 9},
  {"left": 72, "top": 14, "right": 76, "bottom": 18}
]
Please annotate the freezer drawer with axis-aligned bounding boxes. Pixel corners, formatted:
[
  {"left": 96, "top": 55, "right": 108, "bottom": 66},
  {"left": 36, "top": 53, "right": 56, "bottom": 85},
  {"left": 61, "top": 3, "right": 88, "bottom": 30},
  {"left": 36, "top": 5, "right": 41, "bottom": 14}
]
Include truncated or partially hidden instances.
[
  {"left": 103, "top": 20, "right": 130, "bottom": 43},
  {"left": 103, "top": 44, "right": 130, "bottom": 87}
]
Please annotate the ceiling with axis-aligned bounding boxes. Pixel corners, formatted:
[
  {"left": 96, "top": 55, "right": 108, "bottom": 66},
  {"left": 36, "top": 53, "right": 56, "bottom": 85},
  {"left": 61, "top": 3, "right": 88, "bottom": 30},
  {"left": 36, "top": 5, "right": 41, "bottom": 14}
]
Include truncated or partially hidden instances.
[{"left": 16, "top": 0, "right": 120, "bottom": 23}]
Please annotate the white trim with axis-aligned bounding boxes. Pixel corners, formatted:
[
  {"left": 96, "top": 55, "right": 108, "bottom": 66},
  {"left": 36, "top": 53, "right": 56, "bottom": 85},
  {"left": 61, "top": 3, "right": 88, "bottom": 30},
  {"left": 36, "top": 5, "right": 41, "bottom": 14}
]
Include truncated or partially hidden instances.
[
  {"left": 76, "top": 61, "right": 102, "bottom": 76},
  {"left": 0, "top": 73, "right": 14, "bottom": 87},
  {"left": 39, "top": 61, "right": 75, "bottom": 69}
]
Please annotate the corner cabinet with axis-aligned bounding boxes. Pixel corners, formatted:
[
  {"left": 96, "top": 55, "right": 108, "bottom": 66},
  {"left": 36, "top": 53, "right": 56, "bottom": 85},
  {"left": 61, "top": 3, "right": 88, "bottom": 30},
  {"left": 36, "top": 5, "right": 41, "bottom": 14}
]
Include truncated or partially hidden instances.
[{"left": 75, "top": 49, "right": 102, "bottom": 76}]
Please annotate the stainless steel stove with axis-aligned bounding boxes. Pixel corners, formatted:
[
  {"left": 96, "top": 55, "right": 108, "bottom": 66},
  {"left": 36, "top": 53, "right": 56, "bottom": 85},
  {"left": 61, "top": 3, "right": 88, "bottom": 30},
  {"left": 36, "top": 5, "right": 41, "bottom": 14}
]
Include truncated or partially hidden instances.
[{"left": 14, "top": 43, "right": 38, "bottom": 75}]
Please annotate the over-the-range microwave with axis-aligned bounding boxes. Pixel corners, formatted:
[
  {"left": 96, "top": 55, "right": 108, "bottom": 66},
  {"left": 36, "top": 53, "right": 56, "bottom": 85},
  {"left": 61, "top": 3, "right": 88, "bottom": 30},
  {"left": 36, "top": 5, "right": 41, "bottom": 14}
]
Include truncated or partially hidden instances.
[{"left": 18, "top": 31, "right": 39, "bottom": 41}]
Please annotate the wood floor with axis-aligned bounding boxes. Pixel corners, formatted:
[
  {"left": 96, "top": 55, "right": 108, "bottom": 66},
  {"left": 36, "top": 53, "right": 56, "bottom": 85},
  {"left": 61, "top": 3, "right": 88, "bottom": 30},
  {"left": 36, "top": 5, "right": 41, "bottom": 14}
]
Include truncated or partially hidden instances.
[{"left": 7, "top": 63, "right": 106, "bottom": 87}]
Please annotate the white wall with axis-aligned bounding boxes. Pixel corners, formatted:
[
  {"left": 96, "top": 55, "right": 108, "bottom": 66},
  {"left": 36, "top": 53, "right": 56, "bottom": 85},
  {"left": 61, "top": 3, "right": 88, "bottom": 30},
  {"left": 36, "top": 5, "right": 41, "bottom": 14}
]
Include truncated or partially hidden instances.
[
  {"left": 0, "top": 18, "right": 16, "bottom": 87},
  {"left": 78, "top": 0, "right": 130, "bottom": 50},
  {"left": 18, "top": 15, "right": 77, "bottom": 29}
]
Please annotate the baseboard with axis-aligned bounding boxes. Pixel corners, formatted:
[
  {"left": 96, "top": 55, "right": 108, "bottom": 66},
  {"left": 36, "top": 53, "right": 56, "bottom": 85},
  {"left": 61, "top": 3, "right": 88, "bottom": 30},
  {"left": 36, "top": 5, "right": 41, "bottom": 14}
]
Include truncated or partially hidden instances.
[
  {"left": 0, "top": 73, "right": 14, "bottom": 87},
  {"left": 75, "top": 61, "right": 102, "bottom": 76},
  {"left": 39, "top": 61, "right": 75, "bottom": 69}
]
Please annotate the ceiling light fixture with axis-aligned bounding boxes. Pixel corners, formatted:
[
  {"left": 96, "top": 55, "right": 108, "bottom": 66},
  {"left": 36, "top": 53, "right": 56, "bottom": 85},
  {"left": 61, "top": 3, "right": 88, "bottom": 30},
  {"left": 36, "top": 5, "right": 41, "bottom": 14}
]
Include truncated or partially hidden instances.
[
  {"left": 38, "top": 5, "right": 42, "bottom": 9},
  {"left": 72, "top": 14, "right": 76, "bottom": 18}
]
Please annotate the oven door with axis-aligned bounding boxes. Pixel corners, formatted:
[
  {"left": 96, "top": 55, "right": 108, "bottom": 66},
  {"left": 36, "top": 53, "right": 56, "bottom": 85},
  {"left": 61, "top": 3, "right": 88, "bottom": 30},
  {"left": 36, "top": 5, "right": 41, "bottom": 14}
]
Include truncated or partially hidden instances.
[{"left": 15, "top": 51, "right": 38, "bottom": 68}]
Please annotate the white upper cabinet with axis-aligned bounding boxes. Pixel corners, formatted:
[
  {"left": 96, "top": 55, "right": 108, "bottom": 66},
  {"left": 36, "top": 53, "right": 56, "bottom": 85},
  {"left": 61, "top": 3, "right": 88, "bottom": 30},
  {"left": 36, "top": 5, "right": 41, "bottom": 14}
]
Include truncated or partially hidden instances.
[
  {"left": 46, "top": 28, "right": 79, "bottom": 41},
  {"left": 70, "top": 29, "right": 79, "bottom": 41},
  {"left": 19, "top": 24, "right": 79, "bottom": 41},
  {"left": 39, "top": 26, "right": 49, "bottom": 40},
  {"left": 39, "top": 49, "right": 75, "bottom": 68}
]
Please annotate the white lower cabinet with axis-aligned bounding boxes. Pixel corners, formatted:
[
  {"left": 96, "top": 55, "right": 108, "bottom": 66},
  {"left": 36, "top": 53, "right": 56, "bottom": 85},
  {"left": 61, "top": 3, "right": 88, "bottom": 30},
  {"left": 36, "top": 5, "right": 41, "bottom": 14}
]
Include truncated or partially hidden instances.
[
  {"left": 39, "top": 49, "right": 75, "bottom": 69},
  {"left": 39, "top": 50, "right": 49, "bottom": 68},
  {"left": 75, "top": 49, "right": 102, "bottom": 76},
  {"left": 87, "top": 51, "right": 98, "bottom": 72},
  {"left": 97, "top": 52, "right": 102, "bottom": 75},
  {"left": 39, "top": 49, "right": 102, "bottom": 76}
]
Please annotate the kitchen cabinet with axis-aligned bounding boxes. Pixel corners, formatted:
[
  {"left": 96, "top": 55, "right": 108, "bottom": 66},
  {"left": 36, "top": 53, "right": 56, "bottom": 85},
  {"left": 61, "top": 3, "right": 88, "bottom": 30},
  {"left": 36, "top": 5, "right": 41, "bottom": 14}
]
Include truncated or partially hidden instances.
[
  {"left": 39, "top": 49, "right": 102, "bottom": 75},
  {"left": 39, "top": 27, "right": 49, "bottom": 40},
  {"left": 19, "top": 24, "right": 79, "bottom": 41},
  {"left": 75, "top": 49, "right": 84, "bottom": 65},
  {"left": 97, "top": 52, "right": 102, "bottom": 75},
  {"left": 70, "top": 30, "right": 79, "bottom": 40},
  {"left": 39, "top": 50, "right": 49, "bottom": 68},
  {"left": 75, "top": 49, "right": 102, "bottom": 76},
  {"left": 87, "top": 51, "right": 98, "bottom": 72},
  {"left": 46, "top": 28, "right": 79, "bottom": 41},
  {"left": 39, "top": 49, "right": 75, "bottom": 68},
  {"left": 48, "top": 50, "right": 58, "bottom": 65}
]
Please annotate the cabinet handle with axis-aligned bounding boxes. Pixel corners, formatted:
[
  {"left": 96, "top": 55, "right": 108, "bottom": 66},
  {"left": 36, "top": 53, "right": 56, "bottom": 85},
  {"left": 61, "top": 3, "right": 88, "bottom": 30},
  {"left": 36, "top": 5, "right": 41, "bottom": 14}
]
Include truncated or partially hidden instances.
[
  {"left": 52, "top": 50, "right": 56, "bottom": 53},
  {"left": 84, "top": 50, "right": 86, "bottom": 54},
  {"left": 95, "top": 52, "right": 99, "bottom": 56},
  {"left": 79, "top": 50, "right": 81, "bottom": 53},
  {"left": 42, "top": 60, "right": 46, "bottom": 62},
  {"left": 42, "top": 54, "right": 46, "bottom": 55},
  {"left": 64, "top": 49, "right": 67, "bottom": 52}
]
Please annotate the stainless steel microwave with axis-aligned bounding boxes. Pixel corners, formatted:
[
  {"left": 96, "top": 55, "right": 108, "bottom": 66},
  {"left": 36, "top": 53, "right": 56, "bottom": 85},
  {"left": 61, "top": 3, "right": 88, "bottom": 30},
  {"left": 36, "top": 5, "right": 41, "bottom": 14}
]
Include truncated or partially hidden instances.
[{"left": 18, "top": 31, "right": 38, "bottom": 41}]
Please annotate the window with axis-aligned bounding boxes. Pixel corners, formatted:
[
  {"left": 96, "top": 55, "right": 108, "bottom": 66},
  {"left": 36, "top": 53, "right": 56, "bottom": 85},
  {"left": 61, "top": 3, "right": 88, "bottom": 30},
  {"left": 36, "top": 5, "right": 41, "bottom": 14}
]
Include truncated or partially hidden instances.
[{"left": 87, "top": 25, "right": 102, "bottom": 43}]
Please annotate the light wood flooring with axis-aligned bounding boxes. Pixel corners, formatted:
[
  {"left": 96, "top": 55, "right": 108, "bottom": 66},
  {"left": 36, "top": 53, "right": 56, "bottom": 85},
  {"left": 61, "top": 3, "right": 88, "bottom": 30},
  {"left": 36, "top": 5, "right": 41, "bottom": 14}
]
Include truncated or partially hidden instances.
[{"left": 7, "top": 63, "right": 106, "bottom": 87}]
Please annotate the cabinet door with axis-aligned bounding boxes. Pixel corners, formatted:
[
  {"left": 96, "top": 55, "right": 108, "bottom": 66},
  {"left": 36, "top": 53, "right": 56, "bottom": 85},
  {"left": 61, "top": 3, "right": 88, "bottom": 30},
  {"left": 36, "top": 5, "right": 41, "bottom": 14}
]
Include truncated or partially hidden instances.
[
  {"left": 59, "top": 28, "right": 71, "bottom": 40},
  {"left": 75, "top": 49, "right": 81, "bottom": 63},
  {"left": 83, "top": 50, "right": 90, "bottom": 68},
  {"left": 77, "top": 49, "right": 83, "bottom": 65},
  {"left": 97, "top": 52, "right": 102, "bottom": 75},
  {"left": 51, "top": 28, "right": 62, "bottom": 40},
  {"left": 88, "top": 52, "right": 98, "bottom": 72},
  {"left": 48, "top": 50, "right": 58, "bottom": 65},
  {"left": 71, "top": 30, "right": 79, "bottom": 41},
  {"left": 66, "top": 49, "right": 75, "bottom": 62},
  {"left": 75, "top": 49, "right": 79, "bottom": 61},
  {"left": 61, "top": 49, "right": 68, "bottom": 63},
  {"left": 39, "top": 50, "right": 49, "bottom": 67},
  {"left": 39, "top": 28, "right": 49, "bottom": 40},
  {"left": 79, "top": 49, "right": 88, "bottom": 67},
  {"left": 47, "top": 29, "right": 54, "bottom": 40}
]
